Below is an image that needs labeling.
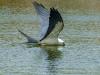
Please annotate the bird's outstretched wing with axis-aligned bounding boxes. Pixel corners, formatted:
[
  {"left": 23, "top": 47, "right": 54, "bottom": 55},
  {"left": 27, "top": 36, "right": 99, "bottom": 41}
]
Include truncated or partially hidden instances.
[
  {"left": 40, "top": 8, "right": 64, "bottom": 41},
  {"left": 18, "top": 1, "right": 64, "bottom": 44},
  {"left": 18, "top": 29, "right": 38, "bottom": 43},
  {"left": 32, "top": 1, "right": 50, "bottom": 40}
]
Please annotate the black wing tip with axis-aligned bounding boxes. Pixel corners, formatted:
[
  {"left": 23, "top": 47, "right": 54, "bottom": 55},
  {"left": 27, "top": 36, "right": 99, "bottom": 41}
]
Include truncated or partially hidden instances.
[
  {"left": 50, "top": 7, "right": 59, "bottom": 12},
  {"left": 50, "top": 7, "right": 63, "bottom": 22}
]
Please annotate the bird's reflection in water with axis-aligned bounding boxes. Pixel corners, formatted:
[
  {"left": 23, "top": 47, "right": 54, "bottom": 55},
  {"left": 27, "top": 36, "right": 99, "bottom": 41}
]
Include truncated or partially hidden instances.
[
  {"left": 41, "top": 46, "right": 63, "bottom": 75},
  {"left": 25, "top": 43, "right": 63, "bottom": 75},
  {"left": 41, "top": 46, "right": 62, "bottom": 61}
]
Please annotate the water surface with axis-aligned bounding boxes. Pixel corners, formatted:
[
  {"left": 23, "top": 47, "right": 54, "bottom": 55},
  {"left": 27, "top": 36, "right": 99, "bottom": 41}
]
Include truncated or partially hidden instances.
[{"left": 0, "top": 1, "right": 100, "bottom": 75}]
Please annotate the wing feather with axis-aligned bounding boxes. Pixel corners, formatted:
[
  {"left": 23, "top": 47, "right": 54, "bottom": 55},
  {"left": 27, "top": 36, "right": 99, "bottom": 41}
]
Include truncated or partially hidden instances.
[
  {"left": 18, "top": 29, "right": 38, "bottom": 43},
  {"left": 32, "top": 1, "right": 50, "bottom": 40},
  {"left": 32, "top": 1, "right": 64, "bottom": 42},
  {"left": 40, "top": 8, "right": 64, "bottom": 41}
]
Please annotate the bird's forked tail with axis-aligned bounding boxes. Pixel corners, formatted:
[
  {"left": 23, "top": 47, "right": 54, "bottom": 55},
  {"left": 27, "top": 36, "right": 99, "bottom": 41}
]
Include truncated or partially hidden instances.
[{"left": 18, "top": 29, "right": 38, "bottom": 43}]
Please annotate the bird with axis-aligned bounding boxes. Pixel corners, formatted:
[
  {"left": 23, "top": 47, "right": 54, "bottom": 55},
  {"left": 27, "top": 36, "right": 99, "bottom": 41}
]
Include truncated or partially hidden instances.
[{"left": 18, "top": 1, "right": 65, "bottom": 46}]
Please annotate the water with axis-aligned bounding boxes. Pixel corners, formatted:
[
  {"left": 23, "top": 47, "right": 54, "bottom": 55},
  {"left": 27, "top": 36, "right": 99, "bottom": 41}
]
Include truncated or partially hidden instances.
[{"left": 1, "top": 1, "right": 100, "bottom": 75}]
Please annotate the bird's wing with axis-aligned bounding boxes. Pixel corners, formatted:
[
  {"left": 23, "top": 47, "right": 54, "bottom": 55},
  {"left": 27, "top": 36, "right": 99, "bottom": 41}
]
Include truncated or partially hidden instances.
[
  {"left": 40, "top": 8, "right": 64, "bottom": 41},
  {"left": 18, "top": 29, "right": 38, "bottom": 43},
  {"left": 32, "top": 1, "right": 50, "bottom": 40}
]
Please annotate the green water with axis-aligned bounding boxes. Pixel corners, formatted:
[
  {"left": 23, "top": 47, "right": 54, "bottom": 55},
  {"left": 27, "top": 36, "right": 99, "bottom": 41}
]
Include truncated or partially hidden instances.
[{"left": 1, "top": 0, "right": 100, "bottom": 75}]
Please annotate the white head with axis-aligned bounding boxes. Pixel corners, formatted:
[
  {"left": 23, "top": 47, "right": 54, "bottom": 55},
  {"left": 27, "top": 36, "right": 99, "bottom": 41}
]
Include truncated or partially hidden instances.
[{"left": 58, "top": 38, "right": 65, "bottom": 46}]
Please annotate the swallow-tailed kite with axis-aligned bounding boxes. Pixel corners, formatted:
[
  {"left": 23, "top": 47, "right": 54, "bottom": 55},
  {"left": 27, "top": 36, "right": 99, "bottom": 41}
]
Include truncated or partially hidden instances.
[{"left": 18, "top": 1, "right": 65, "bottom": 46}]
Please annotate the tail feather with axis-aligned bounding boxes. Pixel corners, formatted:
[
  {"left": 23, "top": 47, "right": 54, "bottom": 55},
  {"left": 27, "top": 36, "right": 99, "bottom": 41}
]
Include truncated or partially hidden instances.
[{"left": 18, "top": 29, "right": 38, "bottom": 43}]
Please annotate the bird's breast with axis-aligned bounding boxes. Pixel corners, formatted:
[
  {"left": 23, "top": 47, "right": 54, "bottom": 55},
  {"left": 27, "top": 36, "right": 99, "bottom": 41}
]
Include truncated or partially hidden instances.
[{"left": 39, "top": 38, "right": 65, "bottom": 46}]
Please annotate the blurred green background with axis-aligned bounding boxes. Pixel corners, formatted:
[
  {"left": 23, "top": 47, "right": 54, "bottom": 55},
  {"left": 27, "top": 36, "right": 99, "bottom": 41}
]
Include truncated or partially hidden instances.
[{"left": 0, "top": 0, "right": 100, "bottom": 12}]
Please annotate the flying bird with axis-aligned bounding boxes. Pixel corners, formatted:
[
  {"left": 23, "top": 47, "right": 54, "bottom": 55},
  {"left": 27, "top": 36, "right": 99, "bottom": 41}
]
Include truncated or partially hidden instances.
[{"left": 18, "top": 1, "right": 65, "bottom": 46}]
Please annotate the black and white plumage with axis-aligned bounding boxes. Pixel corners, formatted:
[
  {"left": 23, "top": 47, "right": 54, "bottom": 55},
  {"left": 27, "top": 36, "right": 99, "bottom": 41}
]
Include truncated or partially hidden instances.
[{"left": 18, "top": 1, "right": 65, "bottom": 46}]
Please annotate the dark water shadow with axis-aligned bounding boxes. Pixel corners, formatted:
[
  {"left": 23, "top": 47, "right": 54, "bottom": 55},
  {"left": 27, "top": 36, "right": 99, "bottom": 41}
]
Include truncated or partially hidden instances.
[
  {"left": 24, "top": 43, "right": 64, "bottom": 75},
  {"left": 41, "top": 46, "right": 62, "bottom": 61},
  {"left": 41, "top": 46, "right": 63, "bottom": 75}
]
